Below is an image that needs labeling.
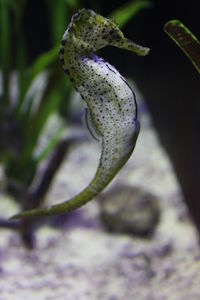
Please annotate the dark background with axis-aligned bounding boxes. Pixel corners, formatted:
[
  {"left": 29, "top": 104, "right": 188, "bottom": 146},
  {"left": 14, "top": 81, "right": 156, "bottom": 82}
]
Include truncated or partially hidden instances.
[{"left": 24, "top": 0, "right": 200, "bottom": 232}]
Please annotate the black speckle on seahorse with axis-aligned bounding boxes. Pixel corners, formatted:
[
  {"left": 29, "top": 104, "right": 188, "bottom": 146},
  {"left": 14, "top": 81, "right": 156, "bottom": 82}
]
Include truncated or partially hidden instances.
[{"left": 10, "top": 8, "right": 150, "bottom": 219}]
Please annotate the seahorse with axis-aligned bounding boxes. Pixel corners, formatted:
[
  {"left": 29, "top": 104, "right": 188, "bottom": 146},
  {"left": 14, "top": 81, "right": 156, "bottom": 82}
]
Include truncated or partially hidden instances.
[{"left": 11, "top": 8, "right": 149, "bottom": 219}]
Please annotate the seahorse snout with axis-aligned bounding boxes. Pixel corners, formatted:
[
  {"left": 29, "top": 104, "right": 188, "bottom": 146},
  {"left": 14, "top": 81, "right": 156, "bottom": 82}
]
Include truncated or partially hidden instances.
[{"left": 111, "top": 36, "right": 150, "bottom": 56}]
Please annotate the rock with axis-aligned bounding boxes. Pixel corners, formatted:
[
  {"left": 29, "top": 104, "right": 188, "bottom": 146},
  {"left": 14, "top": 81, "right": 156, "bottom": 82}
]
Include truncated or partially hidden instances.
[{"left": 99, "top": 185, "right": 161, "bottom": 237}]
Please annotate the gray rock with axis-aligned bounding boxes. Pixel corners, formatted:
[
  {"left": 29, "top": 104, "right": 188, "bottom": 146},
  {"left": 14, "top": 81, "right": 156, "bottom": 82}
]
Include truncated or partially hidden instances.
[{"left": 100, "top": 185, "right": 160, "bottom": 237}]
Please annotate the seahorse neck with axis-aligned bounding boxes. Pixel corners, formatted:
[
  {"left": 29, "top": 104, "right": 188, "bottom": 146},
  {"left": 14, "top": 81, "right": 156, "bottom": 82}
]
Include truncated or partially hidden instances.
[{"left": 64, "top": 42, "right": 99, "bottom": 88}]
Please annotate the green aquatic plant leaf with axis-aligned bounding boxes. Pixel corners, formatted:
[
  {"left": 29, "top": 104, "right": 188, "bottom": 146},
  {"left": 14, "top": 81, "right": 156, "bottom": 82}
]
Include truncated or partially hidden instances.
[
  {"left": 20, "top": 69, "right": 61, "bottom": 166},
  {"left": 15, "top": 45, "right": 59, "bottom": 115},
  {"left": 46, "top": 0, "right": 70, "bottom": 45},
  {"left": 164, "top": 20, "right": 200, "bottom": 74},
  {"left": 109, "top": 0, "right": 152, "bottom": 28},
  {"left": 64, "top": 0, "right": 79, "bottom": 9},
  {"left": 28, "top": 45, "right": 59, "bottom": 83},
  {"left": 35, "top": 129, "right": 64, "bottom": 164},
  {"left": 0, "top": 0, "right": 11, "bottom": 105}
]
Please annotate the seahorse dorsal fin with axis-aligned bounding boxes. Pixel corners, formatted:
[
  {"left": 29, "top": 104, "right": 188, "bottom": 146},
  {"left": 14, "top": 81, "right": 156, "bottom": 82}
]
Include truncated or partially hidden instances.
[{"left": 84, "top": 107, "right": 101, "bottom": 142}]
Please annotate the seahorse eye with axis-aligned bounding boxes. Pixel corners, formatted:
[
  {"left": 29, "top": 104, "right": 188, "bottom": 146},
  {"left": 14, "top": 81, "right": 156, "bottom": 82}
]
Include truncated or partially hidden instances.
[{"left": 109, "top": 29, "right": 121, "bottom": 41}]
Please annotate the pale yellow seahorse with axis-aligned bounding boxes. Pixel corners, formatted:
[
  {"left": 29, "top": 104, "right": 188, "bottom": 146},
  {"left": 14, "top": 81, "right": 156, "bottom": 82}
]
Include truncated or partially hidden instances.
[{"left": 11, "top": 8, "right": 149, "bottom": 219}]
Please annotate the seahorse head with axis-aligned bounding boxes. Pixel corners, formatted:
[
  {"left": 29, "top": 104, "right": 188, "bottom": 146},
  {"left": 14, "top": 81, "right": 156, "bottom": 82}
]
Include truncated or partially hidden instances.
[{"left": 69, "top": 8, "right": 149, "bottom": 56}]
